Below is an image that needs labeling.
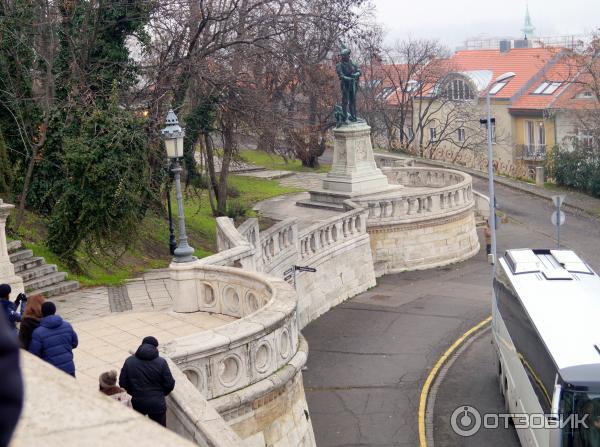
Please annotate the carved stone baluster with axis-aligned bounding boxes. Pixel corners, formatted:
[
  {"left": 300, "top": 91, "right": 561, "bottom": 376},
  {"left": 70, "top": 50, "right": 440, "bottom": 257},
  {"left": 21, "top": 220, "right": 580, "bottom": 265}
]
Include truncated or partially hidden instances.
[{"left": 367, "top": 202, "right": 376, "bottom": 219}]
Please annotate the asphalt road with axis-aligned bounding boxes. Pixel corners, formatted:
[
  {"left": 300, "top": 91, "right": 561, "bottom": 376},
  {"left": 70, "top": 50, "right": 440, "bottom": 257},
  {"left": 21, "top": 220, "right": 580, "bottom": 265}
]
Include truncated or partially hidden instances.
[{"left": 303, "top": 176, "right": 600, "bottom": 447}]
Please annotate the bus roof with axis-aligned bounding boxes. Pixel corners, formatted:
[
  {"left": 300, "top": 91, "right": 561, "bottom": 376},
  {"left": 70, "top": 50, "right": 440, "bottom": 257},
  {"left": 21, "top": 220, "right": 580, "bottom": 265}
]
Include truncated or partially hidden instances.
[{"left": 498, "top": 249, "right": 600, "bottom": 387}]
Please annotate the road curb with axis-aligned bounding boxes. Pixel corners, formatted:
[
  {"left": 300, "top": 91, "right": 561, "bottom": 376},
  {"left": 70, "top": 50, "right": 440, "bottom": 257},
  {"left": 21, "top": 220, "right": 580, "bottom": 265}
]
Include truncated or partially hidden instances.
[{"left": 418, "top": 316, "right": 492, "bottom": 447}]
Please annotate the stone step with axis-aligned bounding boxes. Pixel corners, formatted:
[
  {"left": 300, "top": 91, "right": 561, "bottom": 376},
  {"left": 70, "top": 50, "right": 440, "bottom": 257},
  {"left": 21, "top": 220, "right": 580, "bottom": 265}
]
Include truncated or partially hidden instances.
[
  {"left": 28, "top": 280, "right": 80, "bottom": 298},
  {"left": 7, "top": 240, "right": 22, "bottom": 253},
  {"left": 9, "top": 249, "right": 34, "bottom": 264},
  {"left": 13, "top": 257, "right": 44, "bottom": 274},
  {"left": 18, "top": 264, "right": 58, "bottom": 283},
  {"left": 24, "top": 271, "right": 67, "bottom": 292}
]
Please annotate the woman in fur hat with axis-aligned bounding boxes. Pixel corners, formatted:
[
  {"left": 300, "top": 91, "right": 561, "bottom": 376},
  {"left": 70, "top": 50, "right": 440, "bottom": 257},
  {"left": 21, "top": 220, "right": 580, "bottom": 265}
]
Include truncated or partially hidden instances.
[
  {"left": 99, "top": 370, "right": 132, "bottom": 407},
  {"left": 18, "top": 294, "right": 45, "bottom": 350}
]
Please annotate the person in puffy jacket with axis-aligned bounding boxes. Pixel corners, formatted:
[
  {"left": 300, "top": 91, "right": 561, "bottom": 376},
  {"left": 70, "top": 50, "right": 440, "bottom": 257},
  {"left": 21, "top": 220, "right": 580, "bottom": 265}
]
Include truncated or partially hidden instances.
[
  {"left": 0, "top": 284, "right": 26, "bottom": 332},
  {"left": 119, "top": 336, "right": 175, "bottom": 426},
  {"left": 0, "top": 300, "right": 23, "bottom": 447},
  {"left": 29, "top": 301, "right": 78, "bottom": 376}
]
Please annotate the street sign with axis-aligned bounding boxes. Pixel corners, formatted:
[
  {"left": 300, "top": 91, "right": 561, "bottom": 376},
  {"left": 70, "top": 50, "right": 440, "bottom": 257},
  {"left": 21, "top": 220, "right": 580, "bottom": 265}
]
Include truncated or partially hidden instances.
[
  {"left": 551, "top": 210, "right": 566, "bottom": 226},
  {"left": 551, "top": 194, "right": 567, "bottom": 248},
  {"left": 294, "top": 266, "right": 317, "bottom": 273},
  {"left": 552, "top": 195, "right": 566, "bottom": 208}
]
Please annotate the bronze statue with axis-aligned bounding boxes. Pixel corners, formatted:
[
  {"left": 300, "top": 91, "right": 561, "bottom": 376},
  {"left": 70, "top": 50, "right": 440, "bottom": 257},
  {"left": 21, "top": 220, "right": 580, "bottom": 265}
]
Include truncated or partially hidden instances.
[{"left": 336, "top": 47, "right": 361, "bottom": 124}]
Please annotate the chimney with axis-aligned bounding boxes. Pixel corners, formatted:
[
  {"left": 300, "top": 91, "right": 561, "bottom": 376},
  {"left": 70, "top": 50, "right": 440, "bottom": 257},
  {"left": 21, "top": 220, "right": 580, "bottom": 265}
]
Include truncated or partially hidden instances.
[{"left": 499, "top": 40, "right": 511, "bottom": 53}]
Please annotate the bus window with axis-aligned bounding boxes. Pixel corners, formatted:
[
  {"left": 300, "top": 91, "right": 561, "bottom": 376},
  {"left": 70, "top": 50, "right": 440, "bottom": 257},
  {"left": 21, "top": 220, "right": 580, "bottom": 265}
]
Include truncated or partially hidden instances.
[{"left": 560, "top": 390, "right": 600, "bottom": 447}]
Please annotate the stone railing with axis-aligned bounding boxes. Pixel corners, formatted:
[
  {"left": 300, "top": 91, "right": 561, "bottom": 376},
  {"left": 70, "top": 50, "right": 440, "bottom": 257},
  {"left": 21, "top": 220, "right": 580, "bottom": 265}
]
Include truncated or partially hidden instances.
[
  {"left": 237, "top": 218, "right": 260, "bottom": 250},
  {"left": 166, "top": 358, "right": 243, "bottom": 446},
  {"left": 206, "top": 217, "right": 257, "bottom": 270},
  {"left": 298, "top": 205, "right": 367, "bottom": 261},
  {"left": 374, "top": 152, "right": 415, "bottom": 168},
  {"left": 382, "top": 166, "right": 467, "bottom": 188},
  {"left": 354, "top": 167, "right": 474, "bottom": 225},
  {"left": 164, "top": 264, "right": 298, "bottom": 401},
  {"left": 259, "top": 218, "right": 298, "bottom": 273},
  {"left": 473, "top": 190, "right": 490, "bottom": 224}
]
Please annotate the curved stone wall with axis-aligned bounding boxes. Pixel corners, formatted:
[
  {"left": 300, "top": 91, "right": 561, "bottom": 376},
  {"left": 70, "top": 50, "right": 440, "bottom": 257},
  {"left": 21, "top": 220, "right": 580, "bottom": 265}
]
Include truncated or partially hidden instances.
[
  {"left": 165, "top": 260, "right": 315, "bottom": 446},
  {"left": 355, "top": 166, "right": 480, "bottom": 275}
]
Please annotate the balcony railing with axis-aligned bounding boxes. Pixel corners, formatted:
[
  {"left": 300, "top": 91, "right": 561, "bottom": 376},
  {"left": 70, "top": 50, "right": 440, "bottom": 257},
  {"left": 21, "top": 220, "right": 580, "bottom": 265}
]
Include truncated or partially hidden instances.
[{"left": 516, "top": 144, "right": 546, "bottom": 161}]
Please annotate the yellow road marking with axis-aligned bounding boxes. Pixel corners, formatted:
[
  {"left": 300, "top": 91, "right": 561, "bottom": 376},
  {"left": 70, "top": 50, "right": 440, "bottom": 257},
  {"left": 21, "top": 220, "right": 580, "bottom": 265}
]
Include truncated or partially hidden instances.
[{"left": 418, "top": 316, "right": 492, "bottom": 447}]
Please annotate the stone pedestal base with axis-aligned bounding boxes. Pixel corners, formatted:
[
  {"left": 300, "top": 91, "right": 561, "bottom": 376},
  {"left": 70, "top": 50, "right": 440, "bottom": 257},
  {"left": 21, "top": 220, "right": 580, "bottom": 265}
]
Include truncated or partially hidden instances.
[
  {"left": 0, "top": 200, "right": 24, "bottom": 295},
  {"left": 323, "top": 121, "right": 389, "bottom": 191},
  {"left": 307, "top": 121, "right": 391, "bottom": 207}
]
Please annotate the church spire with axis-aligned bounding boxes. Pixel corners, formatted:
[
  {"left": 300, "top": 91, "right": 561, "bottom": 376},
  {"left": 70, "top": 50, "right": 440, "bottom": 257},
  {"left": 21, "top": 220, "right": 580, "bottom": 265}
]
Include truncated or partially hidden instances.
[{"left": 521, "top": 4, "right": 535, "bottom": 38}]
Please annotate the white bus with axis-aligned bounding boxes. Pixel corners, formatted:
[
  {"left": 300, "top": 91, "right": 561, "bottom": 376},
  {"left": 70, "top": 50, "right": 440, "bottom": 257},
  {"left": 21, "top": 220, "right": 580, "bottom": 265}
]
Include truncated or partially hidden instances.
[{"left": 493, "top": 249, "right": 600, "bottom": 447}]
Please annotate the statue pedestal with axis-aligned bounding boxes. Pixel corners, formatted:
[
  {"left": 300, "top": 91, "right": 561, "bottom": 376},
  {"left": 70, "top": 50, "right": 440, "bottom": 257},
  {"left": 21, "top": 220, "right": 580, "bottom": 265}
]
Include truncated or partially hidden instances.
[
  {"left": 305, "top": 122, "right": 399, "bottom": 208},
  {"left": 0, "top": 200, "right": 24, "bottom": 296}
]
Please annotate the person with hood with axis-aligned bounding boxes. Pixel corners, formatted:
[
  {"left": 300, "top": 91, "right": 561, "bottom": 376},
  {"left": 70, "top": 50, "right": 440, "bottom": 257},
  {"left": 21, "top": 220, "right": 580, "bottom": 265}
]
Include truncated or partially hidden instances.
[
  {"left": 0, "top": 284, "right": 27, "bottom": 332},
  {"left": 18, "top": 294, "right": 45, "bottom": 350},
  {"left": 0, "top": 300, "right": 23, "bottom": 446},
  {"left": 119, "top": 336, "right": 175, "bottom": 426},
  {"left": 29, "top": 301, "right": 78, "bottom": 376},
  {"left": 99, "top": 370, "right": 132, "bottom": 407}
]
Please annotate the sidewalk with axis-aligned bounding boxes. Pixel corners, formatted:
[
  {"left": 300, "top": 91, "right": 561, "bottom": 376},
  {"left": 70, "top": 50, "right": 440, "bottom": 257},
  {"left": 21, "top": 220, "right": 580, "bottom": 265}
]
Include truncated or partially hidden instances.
[
  {"left": 409, "top": 156, "right": 600, "bottom": 218},
  {"left": 50, "top": 269, "right": 235, "bottom": 391}
]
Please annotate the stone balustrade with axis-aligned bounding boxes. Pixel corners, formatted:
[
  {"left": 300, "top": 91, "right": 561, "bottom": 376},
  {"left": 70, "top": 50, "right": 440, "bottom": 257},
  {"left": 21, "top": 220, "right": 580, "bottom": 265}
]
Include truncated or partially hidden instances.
[
  {"left": 164, "top": 265, "right": 298, "bottom": 401},
  {"left": 374, "top": 152, "right": 415, "bottom": 168},
  {"left": 355, "top": 167, "right": 474, "bottom": 225},
  {"left": 259, "top": 218, "right": 298, "bottom": 271},
  {"left": 166, "top": 358, "right": 243, "bottom": 446},
  {"left": 298, "top": 206, "right": 367, "bottom": 261}
]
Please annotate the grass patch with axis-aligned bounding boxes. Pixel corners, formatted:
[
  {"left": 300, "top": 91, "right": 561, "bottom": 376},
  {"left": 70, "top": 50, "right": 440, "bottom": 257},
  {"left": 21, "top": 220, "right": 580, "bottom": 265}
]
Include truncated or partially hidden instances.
[
  {"left": 239, "top": 150, "right": 330, "bottom": 173},
  {"left": 8, "top": 175, "right": 300, "bottom": 287}
]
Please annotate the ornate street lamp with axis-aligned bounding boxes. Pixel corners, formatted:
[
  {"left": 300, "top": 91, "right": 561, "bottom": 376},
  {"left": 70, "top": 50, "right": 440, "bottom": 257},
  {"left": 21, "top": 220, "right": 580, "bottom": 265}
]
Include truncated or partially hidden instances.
[{"left": 161, "top": 109, "right": 196, "bottom": 263}]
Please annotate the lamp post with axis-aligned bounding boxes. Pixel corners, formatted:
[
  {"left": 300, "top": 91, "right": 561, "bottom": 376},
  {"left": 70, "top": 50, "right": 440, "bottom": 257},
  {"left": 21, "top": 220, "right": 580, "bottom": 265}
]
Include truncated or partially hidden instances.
[
  {"left": 161, "top": 109, "right": 196, "bottom": 263},
  {"left": 485, "top": 72, "right": 515, "bottom": 270},
  {"left": 166, "top": 167, "right": 177, "bottom": 255}
]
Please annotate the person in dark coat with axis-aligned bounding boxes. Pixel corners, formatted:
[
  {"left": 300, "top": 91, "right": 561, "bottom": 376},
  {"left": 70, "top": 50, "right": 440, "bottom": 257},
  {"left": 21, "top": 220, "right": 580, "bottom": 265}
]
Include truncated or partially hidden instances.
[
  {"left": 29, "top": 301, "right": 78, "bottom": 376},
  {"left": 0, "top": 300, "right": 23, "bottom": 446},
  {"left": 119, "top": 336, "right": 175, "bottom": 426},
  {"left": 0, "top": 284, "right": 26, "bottom": 332},
  {"left": 18, "top": 294, "right": 45, "bottom": 350}
]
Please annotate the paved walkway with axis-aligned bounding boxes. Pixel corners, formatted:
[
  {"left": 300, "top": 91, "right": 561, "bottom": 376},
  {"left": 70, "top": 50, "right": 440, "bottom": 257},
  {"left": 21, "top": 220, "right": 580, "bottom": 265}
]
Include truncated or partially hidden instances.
[{"left": 50, "top": 270, "right": 236, "bottom": 391}]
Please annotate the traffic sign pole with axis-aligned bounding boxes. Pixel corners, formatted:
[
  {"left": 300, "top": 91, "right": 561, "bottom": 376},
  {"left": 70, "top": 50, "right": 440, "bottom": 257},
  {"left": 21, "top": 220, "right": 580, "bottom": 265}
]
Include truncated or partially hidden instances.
[
  {"left": 557, "top": 200, "right": 560, "bottom": 248},
  {"left": 550, "top": 195, "right": 566, "bottom": 249}
]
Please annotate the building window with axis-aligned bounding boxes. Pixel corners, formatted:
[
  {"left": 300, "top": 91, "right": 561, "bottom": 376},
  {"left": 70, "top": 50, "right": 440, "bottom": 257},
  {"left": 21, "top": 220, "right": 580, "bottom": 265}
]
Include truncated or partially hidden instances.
[
  {"left": 532, "top": 81, "right": 562, "bottom": 95},
  {"left": 457, "top": 127, "right": 465, "bottom": 142},
  {"left": 537, "top": 122, "right": 546, "bottom": 147},
  {"left": 447, "top": 78, "right": 474, "bottom": 101},
  {"left": 406, "top": 126, "right": 414, "bottom": 140},
  {"left": 491, "top": 121, "right": 497, "bottom": 143},
  {"left": 429, "top": 127, "right": 437, "bottom": 142},
  {"left": 575, "top": 91, "right": 594, "bottom": 99}
]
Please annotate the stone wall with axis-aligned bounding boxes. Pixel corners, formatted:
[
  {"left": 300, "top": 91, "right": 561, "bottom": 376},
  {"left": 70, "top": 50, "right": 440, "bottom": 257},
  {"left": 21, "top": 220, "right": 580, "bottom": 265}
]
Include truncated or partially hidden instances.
[
  {"left": 165, "top": 259, "right": 316, "bottom": 447},
  {"left": 211, "top": 337, "right": 315, "bottom": 447},
  {"left": 213, "top": 210, "right": 377, "bottom": 329},
  {"left": 13, "top": 352, "right": 196, "bottom": 447},
  {"left": 368, "top": 207, "right": 479, "bottom": 275},
  {"left": 353, "top": 166, "right": 480, "bottom": 275},
  {"left": 294, "top": 208, "right": 375, "bottom": 327}
]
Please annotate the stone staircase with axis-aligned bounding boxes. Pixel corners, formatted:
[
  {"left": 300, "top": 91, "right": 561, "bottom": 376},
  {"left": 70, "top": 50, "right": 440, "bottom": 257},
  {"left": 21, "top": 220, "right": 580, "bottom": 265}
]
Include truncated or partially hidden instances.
[{"left": 7, "top": 241, "right": 79, "bottom": 297}]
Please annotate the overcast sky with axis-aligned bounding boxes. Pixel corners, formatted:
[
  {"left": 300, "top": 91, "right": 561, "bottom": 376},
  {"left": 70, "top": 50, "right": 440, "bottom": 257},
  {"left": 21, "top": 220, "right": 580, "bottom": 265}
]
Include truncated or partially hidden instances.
[{"left": 373, "top": 0, "right": 600, "bottom": 50}]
